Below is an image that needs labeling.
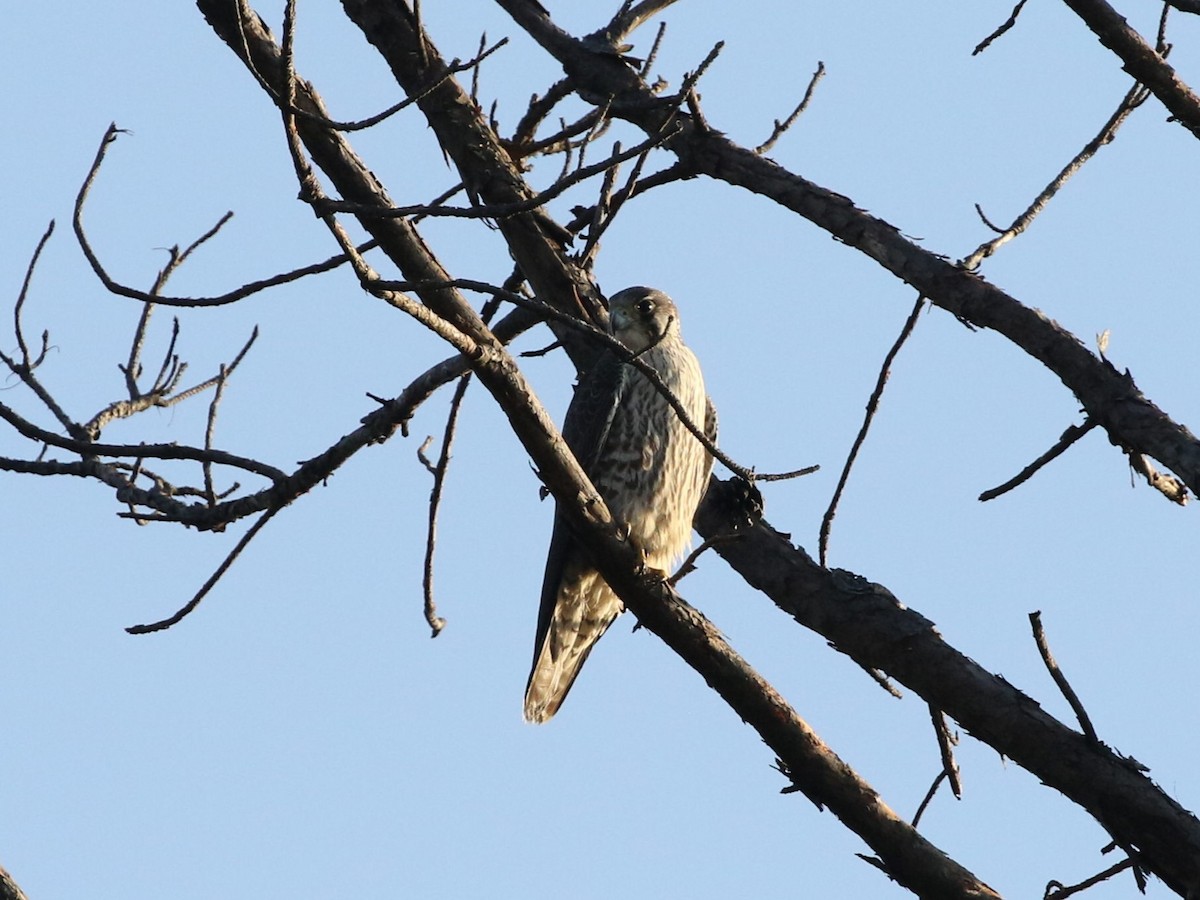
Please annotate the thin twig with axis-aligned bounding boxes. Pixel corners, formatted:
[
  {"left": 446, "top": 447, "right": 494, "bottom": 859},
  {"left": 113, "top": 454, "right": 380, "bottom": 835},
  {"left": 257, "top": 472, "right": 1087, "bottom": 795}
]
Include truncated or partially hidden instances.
[
  {"left": 147, "top": 318, "right": 183, "bottom": 397},
  {"left": 668, "top": 534, "right": 742, "bottom": 586},
  {"left": 576, "top": 138, "right": 662, "bottom": 266},
  {"left": 911, "top": 771, "right": 947, "bottom": 830},
  {"left": 470, "top": 32, "right": 487, "bottom": 104},
  {"left": 286, "top": 40, "right": 509, "bottom": 133},
  {"left": 126, "top": 507, "right": 281, "bottom": 634},
  {"left": 679, "top": 41, "right": 724, "bottom": 97},
  {"left": 1157, "top": 4, "right": 1174, "bottom": 53},
  {"left": 85, "top": 326, "right": 259, "bottom": 436},
  {"left": 14, "top": 220, "right": 55, "bottom": 368},
  {"left": 203, "top": 365, "right": 228, "bottom": 506},
  {"left": 929, "top": 704, "right": 962, "bottom": 799},
  {"left": 1029, "top": 611, "right": 1098, "bottom": 742},
  {"left": 519, "top": 339, "right": 562, "bottom": 358},
  {"left": 276, "top": 0, "right": 479, "bottom": 356},
  {"left": 170, "top": 326, "right": 258, "bottom": 404},
  {"left": 0, "top": 400, "right": 286, "bottom": 481},
  {"left": 509, "top": 78, "right": 575, "bottom": 149},
  {"left": 124, "top": 211, "right": 234, "bottom": 396},
  {"left": 1045, "top": 859, "right": 1136, "bottom": 900},
  {"left": 819, "top": 295, "right": 925, "bottom": 567},
  {"left": 962, "top": 80, "right": 1150, "bottom": 270},
  {"left": 852, "top": 661, "right": 902, "bottom": 698},
  {"left": 420, "top": 374, "right": 472, "bottom": 637},
  {"left": 973, "top": 0, "right": 1029, "bottom": 55},
  {"left": 416, "top": 435, "right": 437, "bottom": 474},
  {"left": 2, "top": 223, "right": 86, "bottom": 440},
  {"left": 321, "top": 124, "right": 679, "bottom": 224},
  {"left": 412, "top": 182, "right": 466, "bottom": 225},
  {"left": 576, "top": 141, "right": 624, "bottom": 268},
  {"left": 378, "top": 277, "right": 813, "bottom": 485},
  {"left": 565, "top": 160, "right": 690, "bottom": 232},
  {"left": 641, "top": 21, "right": 667, "bottom": 76},
  {"left": 979, "top": 420, "right": 1098, "bottom": 501},
  {"left": 73, "top": 124, "right": 380, "bottom": 309},
  {"left": 756, "top": 61, "right": 826, "bottom": 155}
]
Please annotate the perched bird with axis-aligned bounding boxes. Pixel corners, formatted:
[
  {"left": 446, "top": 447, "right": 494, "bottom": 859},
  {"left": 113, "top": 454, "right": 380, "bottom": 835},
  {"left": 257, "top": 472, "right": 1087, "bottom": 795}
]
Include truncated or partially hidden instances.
[{"left": 524, "top": 287, "right": 715, "bottom": 723}]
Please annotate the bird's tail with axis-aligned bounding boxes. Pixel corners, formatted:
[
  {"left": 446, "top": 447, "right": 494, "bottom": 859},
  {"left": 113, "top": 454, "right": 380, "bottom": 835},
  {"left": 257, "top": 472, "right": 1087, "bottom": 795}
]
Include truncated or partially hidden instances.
[{"left": 523, "top": 600, "right": 620, "bottom": 724}]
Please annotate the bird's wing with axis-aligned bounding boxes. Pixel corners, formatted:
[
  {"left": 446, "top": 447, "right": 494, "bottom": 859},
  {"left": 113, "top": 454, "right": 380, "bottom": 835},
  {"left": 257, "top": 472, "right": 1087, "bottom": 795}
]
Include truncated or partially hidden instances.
[
  {"left": 701, "top": 394, "right": 718, "bottom": 500},
  {"left": 560, "top": 351, "right": 629, "bottom": 474},
  {"left": 525, "top": 352, "right": 629, "bottom": 720}
]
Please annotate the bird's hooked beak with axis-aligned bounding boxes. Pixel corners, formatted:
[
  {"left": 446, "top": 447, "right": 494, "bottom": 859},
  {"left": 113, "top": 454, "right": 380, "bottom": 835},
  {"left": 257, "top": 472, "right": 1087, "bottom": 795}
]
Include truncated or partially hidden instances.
[{"left": 608, "top": 306, "right": 631, "bottom": 335}]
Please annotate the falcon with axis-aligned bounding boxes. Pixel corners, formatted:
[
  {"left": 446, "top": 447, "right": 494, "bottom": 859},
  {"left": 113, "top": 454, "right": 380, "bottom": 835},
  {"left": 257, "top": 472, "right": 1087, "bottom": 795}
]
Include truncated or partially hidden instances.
[{"left": 524, "top": 286, "right": 715, "bottom": 723}]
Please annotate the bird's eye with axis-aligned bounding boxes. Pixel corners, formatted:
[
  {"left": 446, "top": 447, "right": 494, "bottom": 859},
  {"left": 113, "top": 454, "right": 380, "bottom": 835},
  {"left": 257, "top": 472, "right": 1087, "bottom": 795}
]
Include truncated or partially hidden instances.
[{"left": 637, "top": 298, "right": 655, "bottom": 316}]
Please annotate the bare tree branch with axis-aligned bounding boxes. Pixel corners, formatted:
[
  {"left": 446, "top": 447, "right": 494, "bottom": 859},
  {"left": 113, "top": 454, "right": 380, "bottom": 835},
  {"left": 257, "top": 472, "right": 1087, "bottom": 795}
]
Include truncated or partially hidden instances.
[
  {"left": 1045, "top": 858, "right": 1136, "bottom": 899},
  {"left": 126, "top": 506, "right": 281, "bottom": 633},
  {"left": 961, "top": 80, "right": 1150, "bottom": 270},
  {"left": 929, "top": 704, "right": 963, "bottom": 800},
  {"left": 819, "top": 295, "right": 925, "bottom": 567},
  {"left": 979, "top": 421, "right": 1099, "bottom": 502},
  {"left": 973, "top": 0, "right": 1030, "bottom": 55},
  {"left": 13, "top": 1, "right": 1199, "bottom": 894},
  {"left": 497, "top": 0, "right": 1200, "bottom": 505},
  {"left": 72, "top": 126, "right": 382, "bottom": 309},
  {"left": 693, "top": 493, "right": 1200, "bottom": 895},
  {"left": 1029, "top": 611, "right": 1099, "bottom": 743},
  {"left": 755, "top": 60, "right": 825, "bottom": 155},
  {"left": 1058, "top": 0, "right": 1200, "bottom": 137},
  {"left": 197, "top": 3, "right": 1005, "bottom": 892},
  {"left": 418, "top": 373, "right": 472, "bottom": 637}
]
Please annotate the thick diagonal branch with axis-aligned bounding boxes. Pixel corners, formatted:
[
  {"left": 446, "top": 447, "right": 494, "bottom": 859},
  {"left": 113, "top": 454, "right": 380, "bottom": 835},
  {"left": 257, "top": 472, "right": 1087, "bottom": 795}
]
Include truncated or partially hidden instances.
[
  {"left": 1058, "top": 0, "right": 1200, "bottom": 137},
  {"left": 193, "top": 2, "right": 1002, "bottom": 893},
  {"left": 496, "top": 0, "right": 1200, "bottom": 503},
  {"left": 693, "top": 487, "right": 1200, "bottom": 896}
]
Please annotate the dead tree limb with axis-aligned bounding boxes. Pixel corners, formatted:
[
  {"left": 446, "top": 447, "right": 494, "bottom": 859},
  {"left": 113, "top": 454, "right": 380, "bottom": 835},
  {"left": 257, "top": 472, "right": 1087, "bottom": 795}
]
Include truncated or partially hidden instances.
[
  {"left": 1057, "top": 0, "right": 1200, "bottom": 137},
  {"left": 497, "top": 0, "right": 1200, "bottom": 504}
]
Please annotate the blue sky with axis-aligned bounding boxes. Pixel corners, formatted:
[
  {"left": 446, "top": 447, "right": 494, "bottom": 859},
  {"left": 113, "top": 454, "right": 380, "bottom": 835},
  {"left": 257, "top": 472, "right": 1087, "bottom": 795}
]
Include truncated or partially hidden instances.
[{"left": 4, "top": 2, "right": 1200, "bottom": 898}]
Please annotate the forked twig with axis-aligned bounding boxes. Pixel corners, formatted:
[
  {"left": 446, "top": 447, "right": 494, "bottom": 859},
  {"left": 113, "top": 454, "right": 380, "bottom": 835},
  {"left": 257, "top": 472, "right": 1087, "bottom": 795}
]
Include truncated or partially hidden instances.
[
  {"left": 929, "top": 704, "right": 962, "bottom": 799},
  {"left": 320, "top": 127, "right": 680, "bottom": 223},
  {"left": 756, "top": 61, "right": 826, "bottom": 155},
  {"left": 1045, "top": 859, "right": 1136, "bottom": 900},
  {"left": 275, "top": 0, "right": 480, "bottom": 355},
  {"left": 419, "top": 373, "right": 473, "bottom": 636},
  {"left": 2, "top": 222, "right": 85, "bottom": 440},
  {"left": 73, "top": 125, "right": 380, "bottom": 309},
  {"left": 14, "top": 220, "right": 56, "bottom": 369},
  {"left": 962, "top": 80, "right": 1150, "bottom": 270}
]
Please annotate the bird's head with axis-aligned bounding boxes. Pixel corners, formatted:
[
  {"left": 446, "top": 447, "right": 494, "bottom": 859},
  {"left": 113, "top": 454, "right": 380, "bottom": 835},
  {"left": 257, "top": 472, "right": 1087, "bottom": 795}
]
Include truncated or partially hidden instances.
[{"left": 607, "top": 286, "right": 680, "bottom": 353}]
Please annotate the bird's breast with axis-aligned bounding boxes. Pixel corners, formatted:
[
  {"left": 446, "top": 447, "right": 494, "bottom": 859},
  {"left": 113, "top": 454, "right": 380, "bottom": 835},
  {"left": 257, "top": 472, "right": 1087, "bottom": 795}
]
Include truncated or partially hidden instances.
[{"left": 591, "top": 340, "right": 709, "bottom": 570}]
